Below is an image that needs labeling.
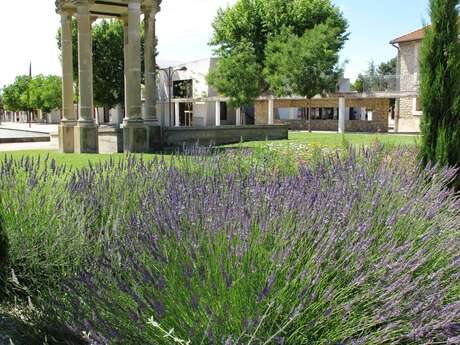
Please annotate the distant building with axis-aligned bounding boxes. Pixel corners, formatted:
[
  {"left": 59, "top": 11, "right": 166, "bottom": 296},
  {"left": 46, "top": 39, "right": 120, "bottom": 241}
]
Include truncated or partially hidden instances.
[
  {"left": 390, "top": 24, "right": 433, "bottom": 133},
  {"left": 156, "top": 58, "right": 389, "bottom": 132}
]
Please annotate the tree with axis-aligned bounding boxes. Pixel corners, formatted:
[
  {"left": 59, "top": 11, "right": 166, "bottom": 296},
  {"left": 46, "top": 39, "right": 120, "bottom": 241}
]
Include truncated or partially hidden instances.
[
  {"left": 352, "top": 58, "right": 397, "bottom": 92},
  {"left": 30, "top": 75, "right": 62, "bottom": 114},
  {"left": 263, "top": 25, "right": 342, "bottom": 98},
  {"left": 207, "top": 40, "right": 261, "bottom": 108},
  {"left": 2, "top": 75, "right": 31, "bottom": 112},
  {"left": 377, "top": 57, "right": 397, "bottom": 76},
  {"left": 209, "top": 0, "right": 348, "bottom": 105},
  {"left": 419, "top": 0, "right": 460, "bottom": 177}
]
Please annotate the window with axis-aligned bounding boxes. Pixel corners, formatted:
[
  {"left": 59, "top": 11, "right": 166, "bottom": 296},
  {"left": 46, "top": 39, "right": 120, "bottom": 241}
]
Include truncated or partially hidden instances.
[
  {"left": 276, "top": 108, "right": 302, "bottom": 120},
  {"left": 412, "top": 97, "right": 423, "bottom": 116},
  {"left": 220, "top": 102, "right": 227, "bottom": 121},
  {"left": 322, "top": 108, "right": 334, "bottom": 120}
]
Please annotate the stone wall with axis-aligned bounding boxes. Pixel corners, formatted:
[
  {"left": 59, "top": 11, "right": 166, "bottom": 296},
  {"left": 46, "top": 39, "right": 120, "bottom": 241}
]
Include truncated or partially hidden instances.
[
  {"left": 164, "top": 125, "right": 288, "bottom": 146},
  {"left": 255, "top": 98, "right": 389, "bottom": 132},
  {"left": 396, "top": 41, "right": 422, "bottom": 133}
]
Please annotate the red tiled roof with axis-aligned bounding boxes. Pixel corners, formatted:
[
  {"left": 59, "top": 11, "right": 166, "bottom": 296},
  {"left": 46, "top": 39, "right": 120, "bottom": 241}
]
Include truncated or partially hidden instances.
[
  {"left": 390, "top": 26, "right": 427, "bottom": 44},
  {"left": 391, "top": 18, "right": 460, "bottom": 44}
]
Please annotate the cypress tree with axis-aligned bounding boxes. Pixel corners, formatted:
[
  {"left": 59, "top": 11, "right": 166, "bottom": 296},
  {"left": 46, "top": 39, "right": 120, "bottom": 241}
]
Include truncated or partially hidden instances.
[{"left": 420, "top": 0, "right": 460, "bottom": 178}]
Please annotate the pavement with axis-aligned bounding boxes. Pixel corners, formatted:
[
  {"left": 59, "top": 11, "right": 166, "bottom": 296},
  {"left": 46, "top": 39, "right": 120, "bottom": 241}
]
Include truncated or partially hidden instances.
[
  {"left": 0, "top": 141, "right": 57, "bottom": 152},
  {"left": 0, "top": 122, "right": 58, "bottom": 152},
  {"left": 0, "top": 122, "right": 58, "bottom": 134}
]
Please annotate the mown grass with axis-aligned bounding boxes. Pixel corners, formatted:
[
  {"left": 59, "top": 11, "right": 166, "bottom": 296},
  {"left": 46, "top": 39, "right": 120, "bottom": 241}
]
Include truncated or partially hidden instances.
[{"left": 0, "top": 132, "right": 418, "bottom": 169}]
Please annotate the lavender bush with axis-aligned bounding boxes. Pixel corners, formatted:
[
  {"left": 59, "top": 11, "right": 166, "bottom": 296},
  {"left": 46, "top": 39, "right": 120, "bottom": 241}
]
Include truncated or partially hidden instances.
[{"left": 1, "top": 147, "right": 460, "bottom": 344}]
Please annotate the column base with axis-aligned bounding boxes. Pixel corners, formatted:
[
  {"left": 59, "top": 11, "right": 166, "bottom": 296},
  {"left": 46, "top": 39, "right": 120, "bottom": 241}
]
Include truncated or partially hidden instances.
[
  {"left": 58, "top": 120, "right": 77, "bottom": 153},
  {"left": 123, "top": 119, "right": 147, "bottom": 153},
  {"left": 145, "top": 123, "right": 162, "bottom": 152},
  {"left": 75, "top": 121, "right": 99, "bottom": 154}
]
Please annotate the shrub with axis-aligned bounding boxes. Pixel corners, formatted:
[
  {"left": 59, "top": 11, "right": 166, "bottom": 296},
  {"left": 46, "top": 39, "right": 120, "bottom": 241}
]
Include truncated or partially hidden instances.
[
  {"left": 25, "top": 147, "right": 458, "bottom": 344},
  {"left": 0, "top": 213, "right": 8, "bottom": 297}
]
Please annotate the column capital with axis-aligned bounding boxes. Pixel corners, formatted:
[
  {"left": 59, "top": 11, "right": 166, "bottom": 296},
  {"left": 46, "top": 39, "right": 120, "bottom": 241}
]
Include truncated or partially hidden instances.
[{"left": 142, "top": 1, "right": 160, "bottom": 15}]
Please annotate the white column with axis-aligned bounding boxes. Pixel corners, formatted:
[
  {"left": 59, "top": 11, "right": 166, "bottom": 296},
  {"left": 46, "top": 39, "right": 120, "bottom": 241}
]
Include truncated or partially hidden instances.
[
  {"left": 236, "top": 107, "right": 241, "bottom": 126},
  {"left": 76, "top": 2, "right": 94, "bottom": 123},
  {"left": 124, "top": 0, "right": 142, "bottom": 121},
  {"left": 338, "top": 97, "right": 346, "bottom": 133},
  {"left": 142, "top": 4, "right": 158, "bottom": 123},
  {"left": 60, "top": 11, "right": 75, "bottom": 122},
  {"left": 268, "top": 97, "right": 274, "bottom": 125},
  {"left": 174, "top": 101, "right": 180, "bottom": 127},
  {"left": 215, "top": 101, "right": 221, "bottom": 127}
]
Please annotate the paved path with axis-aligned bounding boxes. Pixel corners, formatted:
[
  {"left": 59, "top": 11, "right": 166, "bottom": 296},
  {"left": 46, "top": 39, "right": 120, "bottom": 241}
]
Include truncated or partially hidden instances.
[
  {"left": 0, "top": 122, "right": 58, "bottom": 134},
  {"left": 0, "top": 141, "right": 57, "bottom": 152},
  {"left": 0, "top": 128, "right": 50, "bottom": 139}
]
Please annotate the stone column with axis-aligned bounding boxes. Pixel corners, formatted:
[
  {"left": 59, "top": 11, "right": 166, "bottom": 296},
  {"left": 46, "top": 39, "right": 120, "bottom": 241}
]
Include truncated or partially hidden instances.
[
  {"left": 175, "top": 101, "right": 180, "bottom": 127},
  {"left": 268, "top": 96, "right": 274, "bottom": 125},
  {"left": 236, "top": 107, "right": 241, "bottom": 126},
  {"left": 215, "top": 101, "right": 221, "bottom": 127},
  {"left": 142, "top": 3, "right": 161, "bottom": 150},
  {"left": 59, "top": 10, "right": 76, "bottom": 153},
  {"left": 74, "top": 1, "right": 98, "bottom": 153},
  {"left": 338, "top": 97, "right": 346, "bottom": 133},
  {"left": 123, "top": 0, "right": 148, "bottom": 153},
  {"left": 143, "top": 4, "right": 158, "bottom": 123}
]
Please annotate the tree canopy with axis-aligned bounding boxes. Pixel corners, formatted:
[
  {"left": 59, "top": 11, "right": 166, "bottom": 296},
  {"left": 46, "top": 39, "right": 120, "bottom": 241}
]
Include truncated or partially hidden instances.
[
  {"left": 419, "top": 0, "right": 460, "bottom": 179},
  {"left": 2, "top": 75, "right": 61, "bottom": 114},
  {"left": 352, "top": 58, "right": 397, "bottom": 92},
  {"left": 208, "top": 0, "right": 348, "bottom": 106}
]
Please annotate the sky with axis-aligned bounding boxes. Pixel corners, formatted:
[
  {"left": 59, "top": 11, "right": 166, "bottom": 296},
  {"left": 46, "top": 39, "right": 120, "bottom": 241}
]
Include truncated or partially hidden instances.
[{"left": 0, "top": 0, "right": 430, "bottom": 89}]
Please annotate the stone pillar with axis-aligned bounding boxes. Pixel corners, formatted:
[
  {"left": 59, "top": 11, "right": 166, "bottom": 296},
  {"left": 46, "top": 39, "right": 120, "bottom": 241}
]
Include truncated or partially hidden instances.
[
  {"left": 74, "top": 1, "right": 98, "bottom": 153},
  {"left": 236, "top": 107, "right": 241, "bottom": 126},
  {"left": 175, "top": 101, "right": 180, "bottom": 127},
  {"left": 338, "top": 97, "right": 346, "bottom": 134},
  {"left": 142, "top": 3, "right": 161, "bottom": 150},
  {"left": 268, "top": 97, "right": 274, "bottom": 125},
  {"left": 215, "top": 101, "right": 221, "bottom": 127},
  {"left": 123, "top": 0, "right": 147, "bottom": 153},
  {"left": 59, "top": 10, "right": 76, "bottom": 153},
  {"left": 143, "top": 4, "right": 158, "bottom": 123}
]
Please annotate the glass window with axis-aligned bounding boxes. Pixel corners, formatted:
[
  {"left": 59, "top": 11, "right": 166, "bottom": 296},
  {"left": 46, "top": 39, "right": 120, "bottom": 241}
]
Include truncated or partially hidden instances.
[
  {"left": 220, "top": 102, "right": 227, "bottom": 121},
  {"left": 276, "top": 108, "right": 302, "bottom": 120}
]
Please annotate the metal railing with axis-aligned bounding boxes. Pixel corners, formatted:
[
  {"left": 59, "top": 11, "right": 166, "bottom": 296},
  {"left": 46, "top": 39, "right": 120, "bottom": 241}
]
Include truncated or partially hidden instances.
[{"left": 362, "top": 74, "right": 420, "bottom": 94}]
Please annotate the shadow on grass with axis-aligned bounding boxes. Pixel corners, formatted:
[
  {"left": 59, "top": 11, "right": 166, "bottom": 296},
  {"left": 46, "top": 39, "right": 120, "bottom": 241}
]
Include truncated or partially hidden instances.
[{"left": 0, "top": 309, "right": 87, "bottom": 345}]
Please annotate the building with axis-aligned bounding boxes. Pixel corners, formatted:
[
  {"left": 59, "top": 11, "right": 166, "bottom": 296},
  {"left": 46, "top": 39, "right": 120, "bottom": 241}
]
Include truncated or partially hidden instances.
[
  {"left": 157, "top": 58, "right": 247, "bottom": 128},
  {"left": 390, "top": 25, "right": 427, "bottom": 133},
  {"left": 160, "top": 60, "right": 390, "bottom": 133}
]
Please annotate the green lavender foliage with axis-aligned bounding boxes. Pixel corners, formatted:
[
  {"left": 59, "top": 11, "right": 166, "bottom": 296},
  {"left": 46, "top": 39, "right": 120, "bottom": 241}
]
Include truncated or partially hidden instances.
[
  {"left": 420, "top": 0, "right": 460, "bottom": 175},
  {"left": 0, "top": 213, "right": 8, "bottom": 298}
]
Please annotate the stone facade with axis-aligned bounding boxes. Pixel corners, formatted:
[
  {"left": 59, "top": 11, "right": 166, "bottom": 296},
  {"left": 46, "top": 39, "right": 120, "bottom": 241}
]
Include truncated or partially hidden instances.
[
  {"left": 255, "top": 98, "right": 389, "bottom": 133},
  {"left": 393, "top": 37, "right": 422, "bottom": 133}
]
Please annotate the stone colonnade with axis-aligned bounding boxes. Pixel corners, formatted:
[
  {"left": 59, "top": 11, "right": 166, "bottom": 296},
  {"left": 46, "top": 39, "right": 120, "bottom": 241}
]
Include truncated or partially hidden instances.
[{"left": 58, "top": 0, "right": 160, "bottom": 154}]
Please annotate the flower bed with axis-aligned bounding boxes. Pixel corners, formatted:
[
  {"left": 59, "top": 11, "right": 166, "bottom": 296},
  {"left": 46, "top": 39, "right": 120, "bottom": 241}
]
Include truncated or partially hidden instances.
[{"left": 0, "top": 148, "right": 459, "bottom": 344}]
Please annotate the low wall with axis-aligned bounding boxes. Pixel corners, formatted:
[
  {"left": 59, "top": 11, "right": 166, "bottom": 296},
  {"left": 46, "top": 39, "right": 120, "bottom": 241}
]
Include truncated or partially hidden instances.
[
  {"left": 282, "top": 120, "right": 388, "bottom": 132},
  {"left": 96, "top": 125, "right": 288, "bottom": 153},
  {"left": 98, "top": 126, "right": 123, "bottom": 154},
  {"left": 164, "top": 125, "right": 288, "bottom": 146}
]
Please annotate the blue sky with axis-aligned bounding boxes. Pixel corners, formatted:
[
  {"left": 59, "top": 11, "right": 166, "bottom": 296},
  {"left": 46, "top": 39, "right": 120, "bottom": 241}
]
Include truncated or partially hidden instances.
[
  {"left": 0, "top": 0, "right": 430, "bottom": 88},
  {"left": 334, "top": 0, "right": 429, "bottom": 79}
]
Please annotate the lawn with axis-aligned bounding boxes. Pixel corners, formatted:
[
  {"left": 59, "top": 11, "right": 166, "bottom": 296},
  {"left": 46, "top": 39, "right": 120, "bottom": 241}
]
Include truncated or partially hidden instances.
[{"left": 0, "top": 132, "right": 419, "bottom": 168}]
